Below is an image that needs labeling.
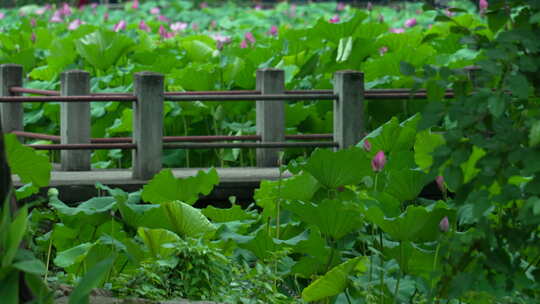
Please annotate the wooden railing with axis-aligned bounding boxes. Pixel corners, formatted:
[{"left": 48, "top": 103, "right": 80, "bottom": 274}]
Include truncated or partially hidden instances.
[{"left": 0, "top": 64, "right": 469, "bottom": 180}]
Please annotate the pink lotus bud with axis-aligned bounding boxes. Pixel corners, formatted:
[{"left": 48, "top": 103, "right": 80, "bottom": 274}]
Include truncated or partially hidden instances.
[
  {"left": 170, "top": 22, "right": 187, "bottom": 32},
  {"left": 240, "top": 39, "right": 248, "bottom": 49},
  {"left": 30, "top": 18, "right": 36, "bottom": 27},
  {"left": 0, "top": 12, "right": 4, "bottom": 19},
  {"left": 367, "top": 2, "right": 373, "bottom": 11},
  {"left": 157, "top": 15, "right": 169, "bottom": 22},
  {"left": 362, "top": 139, "right": 372, "bottom": 152},
  {"left": 31, "top": 32, "right": 36, "bottom": 43},
  {"left": 50, "top": 10, "right": 62, "bottom": 23},
  {"left": 289, "top": 4, "right": 296, "bottom": 17},
  {"left": 132, "top": 0, "right": 139, "bottom": 9},
  {"left": 211, "top": 33, "right": 231, "bottom": 49},
  {"left": 113, "top": 20, "right": 126, "bottom": 32},
  {"left": 245, "top": 32, "right": 255, "bottom": 44},
  {"left": 479, "top": 0, "right": 488, "bottom": 14},
  {"left": 436, "top": 175, "right": 445, "bottom": 193},
  {"left": 329, "top": 15, "right": 340, "bottom": 23},
  {"left": 138, "top": 20, "right": 150, "bottom": 32},
  {"left": 269, "top": 25, "right": 278, "bottom": 36},
  {"left": 199, "top": 2, "right": 208, "bottom": 9},
  {"left": 68, "top": 19, "right": 83, "bottom": 30},
  {"left": 404, "top": 18, "right": 417, "bottom": 28},
  {"left": 371, "top": 151, "right": 386, "bottom": 172},
  {"left": 390, "top": 28, "right": 405, "bottom": 34},
  {"left": 416, "top": 9, "right": 422, "bottom": 15},
  {"left": 439, "top": 216, "right": 449, "bottom": 232},
  {"left": 91, "top": 3, "right": 98, "bottom": 9},
  {"left": 150, "top": 7, "right": 160, "bottom": 15},
  {"left": 159, "top": 24, "right": 167, "bottom": 37},
  {"left": 191, "top": 22, "right": 199, "bottom": 30},
  {"left": 254, "top": 4, "right": 262, "bottom": 10},
  {"left": 210, "top": 20, "right": 217, "bottom": 28},
  {"left": 445, "top": 8, "right": 455, "bottom": 17},
  {"left": 336, "top": 2, "right": 345, "bottom": 11},
  {"left": 103, "top": 12, "right": 109, "bottom": 22},
  {"left": 379, "top": 46, "right": 388, "bottom": 56}
]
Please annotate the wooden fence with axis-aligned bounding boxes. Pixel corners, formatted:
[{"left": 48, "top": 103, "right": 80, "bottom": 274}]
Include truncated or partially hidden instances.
[{"left": 0, "top": 63, "right": 466, "bottom": 180}]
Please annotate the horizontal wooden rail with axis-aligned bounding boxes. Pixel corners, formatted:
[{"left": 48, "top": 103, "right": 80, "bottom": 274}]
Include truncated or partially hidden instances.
[{"left": 26, "top": 143, "right": 137, "bottom": 150}]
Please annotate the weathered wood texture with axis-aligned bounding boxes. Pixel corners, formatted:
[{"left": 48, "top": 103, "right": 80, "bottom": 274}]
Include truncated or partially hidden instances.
[
  {"left": 256, "top": 69, "right": 285, "bottom": 167},
  {"left": 61, "top": 70, "right": 91, "bottom": 171},
  {"left": 333, "top": 70, "right": 365, "bottom": 149},
  {"left": 0, "top": 64, "right": 23, "bottom": 133}
]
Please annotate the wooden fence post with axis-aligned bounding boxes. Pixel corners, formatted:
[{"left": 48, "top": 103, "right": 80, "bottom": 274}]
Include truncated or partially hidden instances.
[
  {"left": 256, "top": 68, "right": 285, "bottom": 167},
  {"left": 132, "top": 72, "right": 164, "bottom": 180},
  {"left": 61, "top": 70, "right": 91, "bottom": 171},
  {"left": 333, "top": 70, "right": 364, "bottom": 150},
  {"left": 0, "top": 64, "right": 23, "bottom": 134}
]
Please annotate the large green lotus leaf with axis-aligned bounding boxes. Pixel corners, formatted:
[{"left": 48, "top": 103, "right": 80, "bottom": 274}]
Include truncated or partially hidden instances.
[
  {"left": 293, "top": 228, "right": 330, "bottom": 261},
  {"left": 180, "top": 35, "right": 217, "bottom": 62},
  {"left": 238, "top": 229, "right": 284, "bottom": 260},
  {"left": 68, "top": 257, "right": 114, "bottom": 304},
  {"left": 160, "top": 201, "right": 215, "bottom": 238},
  {"left": 384, "top": 169, "right": 428, "bottom": 202},
  {"left": 460, "top": 146, "right": 486, "bottom": 184},
  {"left": 142, "top": 168, "right": 219, "bottom": 205},
  {"left": 54, "top": 243, "right": 94, "bottom": 268},
  {"left": 359, "top": 191, "right": 401, "bottom": 218},
  {"left": 353, "top": 22, "right": 389, "bottom": 39},
  {"left": 304, "top": 147, "right": 371, "bottom": 189},
  {"left": 202, "top": 204, "right": 256, "bottom": 223},
  {"left": 75, "top": 29, "right": 135, "bottom": 71},
  {"left": 4, "top": 134, "right": 51, "bottom": 187},
  {"left": 255, "top": 172, "right": 320, "bottom": 219},
  {"left": 384, "top": 241, "right": 437, "bottom": 279},
  {"left": 414, "top": 130, "right": 445, "bottom": 171},
  {"left": 47, "top": 37, "right": 77, "bottom": 70},
  {"left": 137, "top": 227, "right": 181, "bottom": 259},
  {"left": 169, "top": 63, "right": 220, "bottom": 91},
  {"left": 358, "top": 115, "right": 420, "bottom": 158},
  {"left": 311, "top": 12, "right": 368, "bottom": 44},
  {"left": 49, "top": 196, "right": 115, "bottom": 226},
  {"left": 12, "top": 258, "right": 46, "bottom": 276},
  {"left": 283, "top": 199, "right": 363, "bottom": 240},
  {"left": 363, "top": 201, "right": 454, "bottom": 242},
  {"left": 302, "top": 256, "right": 368, "bottom": 302}
]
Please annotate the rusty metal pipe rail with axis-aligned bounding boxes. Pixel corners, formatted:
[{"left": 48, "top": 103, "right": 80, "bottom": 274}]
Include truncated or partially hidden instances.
[
  {"left": 0, "top": 95, "right": 137, "bottom": 102},
  {"left": 26, "top": 143, "right": 137, "bottom": 150},
  {"left": 12, "top": 131, "right": 333, "bottom": 143},
  {"left": 165, "top": 94, "right": 338, "bottom": 102}
]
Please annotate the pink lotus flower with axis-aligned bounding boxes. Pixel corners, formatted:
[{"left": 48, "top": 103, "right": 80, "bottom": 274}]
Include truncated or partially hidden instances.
[
  {"left": 157, "top": 15, "right": 169, "bottom": 22},
  {"left": 362, "top": 139, "right": 372, "bottom": 152},
  {"left": 159, "top": 25, "right": 174, "bottom": 39},
  {"left": 30, "top": 18, "right": 36, "bottom": 27},
  {"left": 91, "top": 3, "right": 98, "bottom": 9},
  {"left": 245, "top": 32, "right": 255, "bottom": 44},
  {"left": 0, "top": 12, "right": 5, "bottom": 19},
  {"left": 336, "top": 2, "right": 345, "bottom": 11},
  {"left": 170, "top": 22, "right": 187, "bottom": 32},
  {"left": 404, "top": 18, "right": 417, "bottom": 28},
  {"left": 379, "top": 46, "right": 388, "bottom": 56},
  {"left": 199, "top": 2, "right": 208, "bottom": 9},
  {"left": 329, "top": 15, "right": 340, "bottom": 23},
  {"left": 60, "top": 3, "right": 72, "bottom": 16},
  {"left": 50, "top": 10, "right": 63, "bottom": 22},
  {"left": 132, "top": 0, "right": 139, "bottom": 9},
  {"left": 439, "top": 216, "right": 449, "bottom": 232},
  {"left": 390, "top": 28, "right": 405, "bottom": 34},
  {"left": 436, "top": 175, "right": 445, "bottom": 193},
  {"left": 211, "top": 33, "right": 231, "bottom": 49},
  {"left": 150, "top": 7, "right": 160, "bottom": 15},
  {"left": 68, "top": 19, "right": 83, "bottom": 30},
  {"left": 371, "top": 150, "right": 386, "bottom": 172},
  {"left": 103, "top": 12, "right": 109, "bottom": 22},
  {"left": 240, "top": 39, "right": 248, "bottom": 48},
  {"left": 138, "top": 20, "right": 150, "bottom": 32},
  {"left": 269, "top": 25, "right": 278, "bottom": 36},
  {"left": 479, "top": 0, "right": 488, "bottom": 14},
  {"left": 35, "top": 7, "right": 46, "bottom": 15},
  {"left": 113, "top": 20, "right": 126, "bottom": 32},
  {"left": 254, "top": 4, "right": 262, "bottom": 10},
  {"left": 445, "top": 8, "right": 455, "bottom": 17}
]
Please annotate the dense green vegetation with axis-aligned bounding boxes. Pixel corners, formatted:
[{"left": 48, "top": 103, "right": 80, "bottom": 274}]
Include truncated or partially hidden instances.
[{"left": 1, "top": 0, "right": 540, "bottom": 303}]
